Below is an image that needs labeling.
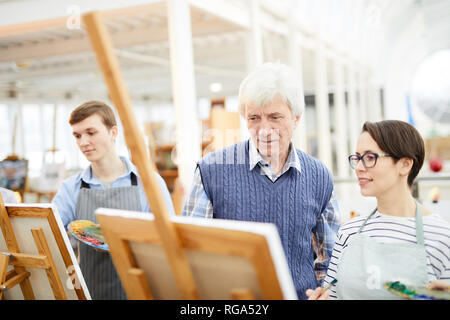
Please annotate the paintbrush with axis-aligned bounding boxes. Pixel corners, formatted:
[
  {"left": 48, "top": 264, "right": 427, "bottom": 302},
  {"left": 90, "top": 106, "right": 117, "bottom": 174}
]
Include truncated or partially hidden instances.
[{"left": 321, "top": 278, "right": 338, "bottom": 294}]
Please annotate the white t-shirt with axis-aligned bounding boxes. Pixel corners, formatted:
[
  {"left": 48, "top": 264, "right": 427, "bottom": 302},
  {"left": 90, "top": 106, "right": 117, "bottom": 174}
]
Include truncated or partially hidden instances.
[
  {"left": 0, "top": 187, "right": 17, "bottom": 203},
  {"left": 324, "top": 211, "right": 450, "bottom": 299}
]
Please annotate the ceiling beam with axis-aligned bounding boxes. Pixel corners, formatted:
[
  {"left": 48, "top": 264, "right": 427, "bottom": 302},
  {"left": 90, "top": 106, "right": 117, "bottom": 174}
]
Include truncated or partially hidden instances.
[
  {"left": 0, "top": 0, "right": 166, "bottom": 30},
  {"left": 0, "top": 3, "right": 241, "bottom": 63},
  {"left": 0, "top": 26, "right": 169, "bottom": 63},
  {"left": 188, "top": 0, "right": 250, "bottom": 30}
]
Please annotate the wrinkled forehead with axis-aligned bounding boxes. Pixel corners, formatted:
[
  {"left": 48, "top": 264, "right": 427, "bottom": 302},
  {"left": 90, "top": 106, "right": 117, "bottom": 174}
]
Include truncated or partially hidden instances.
[{"left": 243, "top": 94, "right": 293, "bottom": 114}]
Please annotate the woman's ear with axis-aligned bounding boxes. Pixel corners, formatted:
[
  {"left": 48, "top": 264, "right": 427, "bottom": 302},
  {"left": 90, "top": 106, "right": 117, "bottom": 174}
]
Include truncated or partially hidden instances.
[{"left": 399, "top": 158, "right": 414, "bottom": 177}]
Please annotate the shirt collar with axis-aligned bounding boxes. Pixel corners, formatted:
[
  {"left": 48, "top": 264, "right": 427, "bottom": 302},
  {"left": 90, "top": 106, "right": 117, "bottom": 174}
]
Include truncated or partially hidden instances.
[
  {"left": 248, "top": 139, "right": 301, "bottom": 173},
  {"left": 78, "top": 156, "right": 139, "bottom": 185}
]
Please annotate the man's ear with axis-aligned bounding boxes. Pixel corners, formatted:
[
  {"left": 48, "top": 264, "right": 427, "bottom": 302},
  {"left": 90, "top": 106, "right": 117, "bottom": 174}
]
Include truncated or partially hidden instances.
[
  {"left": 294, "top": 113, "right": 301, "bottom": 128},
  {"left": 110, "top": 125, "right": 118, "bottom": 140}
]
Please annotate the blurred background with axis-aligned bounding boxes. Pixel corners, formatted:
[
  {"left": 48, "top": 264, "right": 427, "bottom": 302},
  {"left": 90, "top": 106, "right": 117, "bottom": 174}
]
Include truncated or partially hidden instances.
[{"left": 0, "top": 0, "right": 449, "bottom": 222}]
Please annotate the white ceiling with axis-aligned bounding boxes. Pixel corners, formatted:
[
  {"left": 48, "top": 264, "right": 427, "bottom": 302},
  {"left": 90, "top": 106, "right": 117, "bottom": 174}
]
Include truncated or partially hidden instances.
[{"left": 0, "top": 0, "right": 449, "bottom": 107}]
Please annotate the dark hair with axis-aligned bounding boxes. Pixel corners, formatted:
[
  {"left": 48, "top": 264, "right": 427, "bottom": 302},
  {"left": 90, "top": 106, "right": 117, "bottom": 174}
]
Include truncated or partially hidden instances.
[
  {"left": 69, "top": 101, "right": 116, "bottom": 129},
  {"left": 362, "top": 120, "right": 424, "bottom": 186}
]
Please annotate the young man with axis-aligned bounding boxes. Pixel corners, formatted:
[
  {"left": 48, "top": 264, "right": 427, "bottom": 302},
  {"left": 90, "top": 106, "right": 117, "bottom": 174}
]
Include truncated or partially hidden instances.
[
  {"left": 52, "top": 101, "right": 174, "bottom": 300},
  {"left": 183, "top": 62, "right": 341, "bottom": 300}
]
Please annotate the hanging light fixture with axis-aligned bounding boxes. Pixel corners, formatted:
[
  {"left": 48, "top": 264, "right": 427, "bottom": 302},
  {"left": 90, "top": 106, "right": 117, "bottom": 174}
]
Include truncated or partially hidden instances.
[{"left": 209, "top": 82, "right": 222, "bottom": 93}]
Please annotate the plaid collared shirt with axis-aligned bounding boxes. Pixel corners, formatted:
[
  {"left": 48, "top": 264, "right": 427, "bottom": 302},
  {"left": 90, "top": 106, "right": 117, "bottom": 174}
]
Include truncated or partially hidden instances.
[{"left": 182, "top": 140, "right": 341, "bottom": 284}]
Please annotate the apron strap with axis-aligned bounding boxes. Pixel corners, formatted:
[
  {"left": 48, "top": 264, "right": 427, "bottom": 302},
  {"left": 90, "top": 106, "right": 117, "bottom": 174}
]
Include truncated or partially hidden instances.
[
  {"left": 415, "top": 202, "right": 425, "bottom": 246},
  {"left": 80, "top": 179, "right": 90, "bottom": 189},
  {"left": 130, "top": 172, "right": 138, "bottom": 186},
  {"left": 80, "top": 172, "right": 138, "bottom": 189},
  {"left": 357, "top": 208, "right": 377, "bottom": 234},
  {"left": 358, "top": 201, "right": 425, "bottom": 246}
]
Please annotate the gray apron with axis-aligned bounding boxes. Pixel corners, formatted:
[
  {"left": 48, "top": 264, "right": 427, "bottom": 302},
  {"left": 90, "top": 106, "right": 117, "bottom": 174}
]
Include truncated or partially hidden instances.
[
  {"left": 75, "top": 172, "right": 141, "bottom": 300},
  {"left": 335, "top": 202, "right": 429, "bottom": 299}
]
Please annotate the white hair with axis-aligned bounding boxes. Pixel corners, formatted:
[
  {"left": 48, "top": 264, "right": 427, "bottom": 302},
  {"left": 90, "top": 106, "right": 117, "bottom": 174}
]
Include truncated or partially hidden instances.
[{"left": 238, "top": 62, "right": 305, "bottom": 117}]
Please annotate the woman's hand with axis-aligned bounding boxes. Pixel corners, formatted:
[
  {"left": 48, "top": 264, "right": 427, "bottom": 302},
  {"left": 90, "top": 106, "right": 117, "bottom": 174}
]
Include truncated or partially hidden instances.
[
  {"left": 305, "top": 287, "right": 331, "bottom": 300},
  {"left": 426, "top": 280, "right": 450, "bottom": 291}
]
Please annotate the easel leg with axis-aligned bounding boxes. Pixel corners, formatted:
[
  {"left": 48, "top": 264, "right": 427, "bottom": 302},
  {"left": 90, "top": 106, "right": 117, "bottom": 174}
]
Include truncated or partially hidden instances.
[
  {"left": 0, "top": 254, "right": 8, "bottom": 300},
  {"left": 31, "top": 228, "right": 67, "bottom": 300},
  {"left": 0, "top": 196, "right": 35, "bottom": 299},
  {"left": 127, "top": 268, "right": 154, "bottom": 300},
  {"left": 230, "top": 288, "right": 255, "bottom": 300}
]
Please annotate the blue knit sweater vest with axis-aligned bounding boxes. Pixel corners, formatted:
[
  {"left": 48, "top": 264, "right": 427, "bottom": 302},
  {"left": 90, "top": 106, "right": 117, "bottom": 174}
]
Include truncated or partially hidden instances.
[{"left": 198, "top": 140, "right": 333, "bottom": 300}]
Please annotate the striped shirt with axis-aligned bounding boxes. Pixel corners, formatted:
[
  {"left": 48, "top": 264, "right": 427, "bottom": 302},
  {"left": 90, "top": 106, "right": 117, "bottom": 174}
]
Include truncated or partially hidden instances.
[
  {"left": 324, "top": 211, "right": 450, "bottom": 299},
  {"left": 183, "top": 140, "right": 341, "bottom": 284}
]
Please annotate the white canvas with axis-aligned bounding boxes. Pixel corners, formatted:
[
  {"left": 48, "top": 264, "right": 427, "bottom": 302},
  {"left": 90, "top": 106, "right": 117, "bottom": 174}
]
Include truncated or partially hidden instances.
[{"left": 95, "top": 207, "right": 298, "bottom": 300}]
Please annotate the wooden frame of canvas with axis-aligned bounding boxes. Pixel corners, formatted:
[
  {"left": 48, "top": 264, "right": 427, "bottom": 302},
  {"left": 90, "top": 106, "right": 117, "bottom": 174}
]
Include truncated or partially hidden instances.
[
  {"left": 0, "top": 195, "right": 88, "bottom": 300},
  {"left": 96, "top": 210, "right": 293, "bottom": 299}
]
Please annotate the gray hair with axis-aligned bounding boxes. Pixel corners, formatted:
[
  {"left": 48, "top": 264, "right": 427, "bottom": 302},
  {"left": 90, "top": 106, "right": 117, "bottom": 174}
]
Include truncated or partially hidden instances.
[{"left": 238, "top": 62, "right": 305, "bottom": 117}]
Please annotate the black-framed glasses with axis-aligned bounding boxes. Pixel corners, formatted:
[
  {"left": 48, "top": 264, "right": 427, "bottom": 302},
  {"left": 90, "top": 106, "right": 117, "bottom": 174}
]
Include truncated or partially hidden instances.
[{"left": 348, "top": 152, "right": 392, "bottom": 169}]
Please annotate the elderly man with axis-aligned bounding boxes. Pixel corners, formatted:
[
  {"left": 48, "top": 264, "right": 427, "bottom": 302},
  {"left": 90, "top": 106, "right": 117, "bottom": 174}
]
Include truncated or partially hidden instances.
[{"left": 183, "top": 62, "right": 340, "bottom": 300}]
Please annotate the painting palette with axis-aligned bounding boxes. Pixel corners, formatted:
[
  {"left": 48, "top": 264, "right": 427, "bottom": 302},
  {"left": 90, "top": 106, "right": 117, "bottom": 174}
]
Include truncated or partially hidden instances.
[
  {"left": 68, "top": 220, "right": 109, "bottom": 251},
  {"left": 384, "top": 281, "right": 450, "bottom": 300}
]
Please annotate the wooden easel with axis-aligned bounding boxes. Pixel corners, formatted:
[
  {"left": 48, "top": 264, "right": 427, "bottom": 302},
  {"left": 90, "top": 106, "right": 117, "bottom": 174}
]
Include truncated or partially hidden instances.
[
  {"left": 2, "top": 113, "right": 27, "bottom": 200},
  {"left": 208, "top": 107, "right": 241, "bottom": 152},
  {"left": 1, "top": 156, "right": 28, "bottom": 202},
  {"left": 0, "top": 195, "right": 87, "bottom": 300},
  {"left": 83, "top": 11, "right": 198, "bottom": 299},
  {"left": 35, "top": 104, "right": 65, "bottom": 201},
  {"left": 82, "top": 10, "right": 294, "bottom": 300}
]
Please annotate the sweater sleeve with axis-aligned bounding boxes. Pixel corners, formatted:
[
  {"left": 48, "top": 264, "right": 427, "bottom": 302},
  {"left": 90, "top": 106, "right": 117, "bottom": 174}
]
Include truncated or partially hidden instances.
[{"left": 312, "top": 189, "right": 341, "bottom": 285}]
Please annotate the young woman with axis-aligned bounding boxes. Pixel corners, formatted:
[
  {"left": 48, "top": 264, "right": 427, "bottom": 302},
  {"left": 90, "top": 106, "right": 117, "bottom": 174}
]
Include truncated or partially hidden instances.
[{"left": 306, "top": 120, "right": 450, "bottom": 300}]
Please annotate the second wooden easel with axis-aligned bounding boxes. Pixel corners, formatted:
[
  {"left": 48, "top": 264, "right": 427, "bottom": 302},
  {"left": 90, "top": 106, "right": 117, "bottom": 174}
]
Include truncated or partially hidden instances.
[
  {"left": 0, "top": 196, "right": 90, "bottom": 300},
  {"left": 0, "top": 194, "right": 68, "bottom": 299}
]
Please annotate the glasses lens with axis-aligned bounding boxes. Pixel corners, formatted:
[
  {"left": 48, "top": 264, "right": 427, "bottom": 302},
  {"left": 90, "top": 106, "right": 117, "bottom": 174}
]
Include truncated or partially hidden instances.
[
  {"left": 349, "top": 155, "right": 359, "bottom": 169},
  {"left": 363, "top": 153, "right": 377, "bottom": 168}
]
